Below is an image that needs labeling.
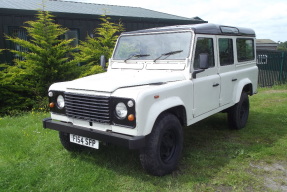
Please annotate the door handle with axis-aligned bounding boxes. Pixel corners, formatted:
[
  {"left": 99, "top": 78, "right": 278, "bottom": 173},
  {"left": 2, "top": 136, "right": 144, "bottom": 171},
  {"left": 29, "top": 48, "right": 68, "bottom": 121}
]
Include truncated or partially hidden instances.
[
  {"left": 232, "top": 78, "right": 237, "bottom": 82},
  {"left": 213, "top": 83, "right": 219, "bottom": 87}
]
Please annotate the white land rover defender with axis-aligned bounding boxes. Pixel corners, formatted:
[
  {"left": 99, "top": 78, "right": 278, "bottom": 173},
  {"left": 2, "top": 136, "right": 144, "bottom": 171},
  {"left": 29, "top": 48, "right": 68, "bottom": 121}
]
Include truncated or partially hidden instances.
[{"left": 43, "top": 23, "right": 258, "bottom": 176}]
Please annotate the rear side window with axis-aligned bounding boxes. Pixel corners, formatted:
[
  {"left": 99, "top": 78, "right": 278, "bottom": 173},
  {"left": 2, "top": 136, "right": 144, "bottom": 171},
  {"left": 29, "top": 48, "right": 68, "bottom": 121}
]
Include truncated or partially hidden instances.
[
  {"left": 194, "top": 37, "right": 214, "bottom": 69},
  {"left": 236, "top": 38, "right": 254, "bottom": 62},
  {"left": 219, "top": 38, "right": 234, "bottom": 65}
]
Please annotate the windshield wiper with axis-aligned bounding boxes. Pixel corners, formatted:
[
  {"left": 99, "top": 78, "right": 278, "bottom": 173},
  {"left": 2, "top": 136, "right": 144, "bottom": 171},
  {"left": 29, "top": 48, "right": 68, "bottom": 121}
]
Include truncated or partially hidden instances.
[
  {"left": 124, "top": 54, "right": 150, "bottom": 62},
  {"left": 153, "top": 50, "right": 183, "bottom": 62}
]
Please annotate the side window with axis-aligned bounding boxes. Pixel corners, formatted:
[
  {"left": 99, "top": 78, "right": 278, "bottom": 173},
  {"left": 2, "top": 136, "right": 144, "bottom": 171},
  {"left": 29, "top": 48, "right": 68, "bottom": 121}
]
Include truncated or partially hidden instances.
[
  {"left": 63, "top": 29, "right": 79, "bottom": 47},
  {"left": 236, "top": 38, "right": 254, "bottom": 62},
  {"left": 219, "top": 38, "right": 234, "bottom": 66},
  {"left": 194, "top": 37, "right": 214, "bottom": 69},
  {"left": 8, "top": 27, "right": 28, "bottom": 60}
]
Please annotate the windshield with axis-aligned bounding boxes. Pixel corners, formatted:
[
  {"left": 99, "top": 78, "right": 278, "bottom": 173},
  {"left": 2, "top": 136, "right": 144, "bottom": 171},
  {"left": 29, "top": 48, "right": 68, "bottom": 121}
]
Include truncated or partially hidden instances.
[{"left": 113, "top": 32, "right": 192, "bottom": 61}]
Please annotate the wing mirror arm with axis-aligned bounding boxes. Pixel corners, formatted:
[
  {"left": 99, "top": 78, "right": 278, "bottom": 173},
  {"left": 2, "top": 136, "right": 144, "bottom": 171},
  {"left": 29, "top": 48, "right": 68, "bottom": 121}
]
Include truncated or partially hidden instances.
[{"left": 192, "top": 69, "right": 205, "bottom": 78}]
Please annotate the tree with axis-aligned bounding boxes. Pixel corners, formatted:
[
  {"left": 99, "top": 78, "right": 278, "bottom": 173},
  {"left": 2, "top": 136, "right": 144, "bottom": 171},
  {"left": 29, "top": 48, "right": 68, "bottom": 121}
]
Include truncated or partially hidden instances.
[
  {"left": 5, "top": 10, "right": 79, "bottom": 98},
  {"left": 277, "top": 41, "right": 287, "bottom": 51},
  {"left": 0, "top": 10, "right": 80, "bottom": 114},
  {"left": 73, "top": 16, "right": 124, "bottom": 77}
]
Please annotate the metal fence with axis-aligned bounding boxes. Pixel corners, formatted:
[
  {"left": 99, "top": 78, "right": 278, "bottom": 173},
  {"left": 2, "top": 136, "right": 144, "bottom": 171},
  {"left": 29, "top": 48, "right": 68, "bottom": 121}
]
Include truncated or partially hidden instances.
[{"left": 257, "top": 50, "right": 287, "bottom": 87}]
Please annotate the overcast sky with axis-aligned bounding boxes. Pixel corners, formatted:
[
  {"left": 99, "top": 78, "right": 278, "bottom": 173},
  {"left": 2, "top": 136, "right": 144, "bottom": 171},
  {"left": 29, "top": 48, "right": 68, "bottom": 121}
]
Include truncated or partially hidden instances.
[{"left": 65, "top": 0, "right": 287, "bottom": 42}]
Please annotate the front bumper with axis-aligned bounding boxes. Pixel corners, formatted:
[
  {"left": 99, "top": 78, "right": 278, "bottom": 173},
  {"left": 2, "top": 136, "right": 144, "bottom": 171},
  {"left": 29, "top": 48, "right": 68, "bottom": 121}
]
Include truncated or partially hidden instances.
[{"left": 42, "top": 118, "right": 145, "bottom": 150}]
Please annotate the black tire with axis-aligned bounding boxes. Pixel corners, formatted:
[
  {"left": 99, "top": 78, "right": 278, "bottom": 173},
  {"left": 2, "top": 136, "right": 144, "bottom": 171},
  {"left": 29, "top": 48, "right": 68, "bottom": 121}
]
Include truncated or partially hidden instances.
[
  {"left": 227, "top": 92, "right": 249, "bottom": 129},
  {"left": 59, "top": 132, "right": 84, "bottom": 151},
  {"left": 139, "top": 113, "right": 183, "bottom": 176}
]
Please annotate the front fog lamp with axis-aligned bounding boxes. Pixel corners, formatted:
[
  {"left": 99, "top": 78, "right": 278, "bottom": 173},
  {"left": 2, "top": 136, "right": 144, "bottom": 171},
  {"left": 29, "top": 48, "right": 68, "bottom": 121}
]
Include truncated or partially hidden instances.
[
  {"left": 56, "top": 95, "right": 65, "bottom": 109},
  {"left": 115, "top": 102, "right": 127, "bottom": 119}
]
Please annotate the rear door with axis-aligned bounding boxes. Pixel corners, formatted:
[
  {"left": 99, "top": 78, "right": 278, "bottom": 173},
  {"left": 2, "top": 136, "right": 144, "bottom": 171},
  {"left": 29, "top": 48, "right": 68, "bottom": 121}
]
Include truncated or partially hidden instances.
[{"left": 217, "top": 37, "right": 237, "bottom": 106}]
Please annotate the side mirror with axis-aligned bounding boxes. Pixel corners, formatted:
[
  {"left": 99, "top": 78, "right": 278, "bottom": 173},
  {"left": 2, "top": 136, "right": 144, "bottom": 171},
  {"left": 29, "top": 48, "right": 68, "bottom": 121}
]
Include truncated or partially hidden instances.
[
  {"left": 199, "top": 53, "right": 209, "bottom": 69},
  {"left": 192, "top": 53, "right": 209, "bottom": 79},
  {"left": 100, "top": 55, "right": 106, "bottom": 70}
]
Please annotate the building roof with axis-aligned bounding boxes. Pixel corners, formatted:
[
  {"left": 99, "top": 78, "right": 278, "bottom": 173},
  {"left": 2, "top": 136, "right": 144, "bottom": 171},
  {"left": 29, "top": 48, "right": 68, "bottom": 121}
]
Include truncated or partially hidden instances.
[
  {"left": 256, "top": 39, "right": 278, "bottom": 50},
  {"left": 124, "top": 23, "right": 256, "bottom": 37},
  {"left": 0, "top": 0, "right": 205, "bottom": 22},
  {"left": 256, "top": 39, "right": 277, "bottom": 44}
]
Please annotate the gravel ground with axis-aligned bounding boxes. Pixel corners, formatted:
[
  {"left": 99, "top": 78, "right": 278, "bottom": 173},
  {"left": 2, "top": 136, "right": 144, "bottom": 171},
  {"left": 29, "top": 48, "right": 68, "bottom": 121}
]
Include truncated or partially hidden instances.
[{"left": 250, "top": 162, "right": 287, "bottom": 191}]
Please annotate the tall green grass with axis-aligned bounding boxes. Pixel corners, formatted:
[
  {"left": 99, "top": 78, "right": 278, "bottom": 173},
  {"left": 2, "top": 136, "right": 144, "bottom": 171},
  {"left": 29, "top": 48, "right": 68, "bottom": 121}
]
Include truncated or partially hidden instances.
[{"left": 1, "top": 85, "right": 287, "bottom": 191}]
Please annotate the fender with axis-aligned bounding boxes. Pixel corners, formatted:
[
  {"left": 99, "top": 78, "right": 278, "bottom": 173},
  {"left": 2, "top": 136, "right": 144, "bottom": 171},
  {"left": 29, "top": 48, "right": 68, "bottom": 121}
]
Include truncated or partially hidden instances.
[
  {"left": 138, "top": 96, "right": 185, "bottom": 136},
  {"left": 234, "top": 78, "right": 252, "bottom": 103}
]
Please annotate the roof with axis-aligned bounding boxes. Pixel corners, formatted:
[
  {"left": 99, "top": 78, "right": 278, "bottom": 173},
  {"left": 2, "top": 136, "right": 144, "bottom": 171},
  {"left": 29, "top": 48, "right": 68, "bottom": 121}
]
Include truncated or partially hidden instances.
[
  {"left": 123, "top": 23, "right": 256, "bottom": 37},
  {"left": 0, "top": 0, "right": 204, "bottom": 22}
]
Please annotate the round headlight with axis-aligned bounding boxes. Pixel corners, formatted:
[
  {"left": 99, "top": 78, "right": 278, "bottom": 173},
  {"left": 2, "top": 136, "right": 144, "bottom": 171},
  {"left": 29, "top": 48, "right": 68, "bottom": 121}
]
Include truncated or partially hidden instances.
[
  {"left": 115, "top": 102, "right": 127, "bottom": 119},
  {"left": 57, "top": 95, "right": 65, "bottom": 109}
]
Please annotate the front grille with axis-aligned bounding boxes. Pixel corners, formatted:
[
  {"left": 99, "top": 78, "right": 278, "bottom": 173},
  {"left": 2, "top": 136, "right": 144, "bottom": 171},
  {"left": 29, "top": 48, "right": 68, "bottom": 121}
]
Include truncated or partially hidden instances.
[{"left": 65, "top": 93, "right": 111, "bottom": 124}]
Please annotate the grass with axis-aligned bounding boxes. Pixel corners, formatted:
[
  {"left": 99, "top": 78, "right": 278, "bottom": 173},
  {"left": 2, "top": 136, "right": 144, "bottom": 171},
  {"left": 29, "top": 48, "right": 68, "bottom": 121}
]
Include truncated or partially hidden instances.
[{"left": 1, "top": 85, "right": 287, "bottom": 192}]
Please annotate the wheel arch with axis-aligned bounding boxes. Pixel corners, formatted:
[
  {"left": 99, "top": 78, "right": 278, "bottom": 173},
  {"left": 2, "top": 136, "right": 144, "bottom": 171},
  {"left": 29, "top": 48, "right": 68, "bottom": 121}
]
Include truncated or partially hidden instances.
[
  {"left": 234, "top": 79, "right": 254, "bottom": 103},
  {"left": 163, "top": 106, "right": 187, "bottom": 127},
  {"left": 243, "top": 83, "right": 253, "bottom": 96},
  {"left": 140, "top": 97, "right": 187, "bottom": 136}
]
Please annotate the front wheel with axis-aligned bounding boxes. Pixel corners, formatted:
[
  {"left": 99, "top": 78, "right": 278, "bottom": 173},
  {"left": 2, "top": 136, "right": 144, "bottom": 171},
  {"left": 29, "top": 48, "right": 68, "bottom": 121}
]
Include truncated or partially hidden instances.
[
  {"left": 140, "top": 113, "right": 183, "bottom": 176},
  {"left": 227, "top": 92, "right": 250, "bottom": 129}
]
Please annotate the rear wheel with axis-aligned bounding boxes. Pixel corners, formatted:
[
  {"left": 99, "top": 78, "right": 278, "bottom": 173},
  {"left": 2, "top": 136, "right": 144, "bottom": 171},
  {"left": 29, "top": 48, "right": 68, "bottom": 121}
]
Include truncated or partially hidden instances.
[
  {"left": 140, "top": 113, "right": 183, "bottom": 176},
  {"left": 228, "top": 92, "right": 249, "bottom": 129}
]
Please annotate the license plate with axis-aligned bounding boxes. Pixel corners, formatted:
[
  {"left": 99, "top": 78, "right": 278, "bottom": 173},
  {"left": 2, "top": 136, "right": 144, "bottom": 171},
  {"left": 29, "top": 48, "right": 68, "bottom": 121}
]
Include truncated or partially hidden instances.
[{"left": 70, "top": 134, "right": 99, "bottom": 149}]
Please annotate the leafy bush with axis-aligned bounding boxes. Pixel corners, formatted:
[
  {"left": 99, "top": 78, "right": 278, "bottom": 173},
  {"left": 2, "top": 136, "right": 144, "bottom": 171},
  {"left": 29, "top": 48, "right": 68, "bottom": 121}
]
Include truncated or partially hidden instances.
[
  {"left": 0, "top": 13, "right": 124, "bottom": 116},
  {"left": 1, "top": 11, "right": 79, "bottom": 115},
  {"left": 5, "top": 11, "right": 79, "bottom": 98},
  {"left": 73, "top": 16, "right": 124, "bottom": 76}
]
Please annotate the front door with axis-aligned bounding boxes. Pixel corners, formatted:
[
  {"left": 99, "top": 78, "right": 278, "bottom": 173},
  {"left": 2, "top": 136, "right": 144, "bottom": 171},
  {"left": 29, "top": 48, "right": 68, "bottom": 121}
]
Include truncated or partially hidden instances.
[{"left": 192, "top": 36, "right": 220, "bottom": 117}]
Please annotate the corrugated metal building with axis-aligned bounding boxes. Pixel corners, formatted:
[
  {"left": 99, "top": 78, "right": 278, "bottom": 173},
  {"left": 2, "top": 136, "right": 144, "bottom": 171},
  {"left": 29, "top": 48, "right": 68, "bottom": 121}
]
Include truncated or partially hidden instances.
[
  {"left": 0, "top": 0, "right": 207, "bottom": 63},
  {"left": 256, "top": 39, "right": 278, "bottom": 50}
]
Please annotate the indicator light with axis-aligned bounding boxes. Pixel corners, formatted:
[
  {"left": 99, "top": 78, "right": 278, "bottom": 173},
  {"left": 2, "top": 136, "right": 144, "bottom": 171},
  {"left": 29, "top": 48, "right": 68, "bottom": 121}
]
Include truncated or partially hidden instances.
[{"left": 128, "top": 114, "right": 135, "bottom": 121}]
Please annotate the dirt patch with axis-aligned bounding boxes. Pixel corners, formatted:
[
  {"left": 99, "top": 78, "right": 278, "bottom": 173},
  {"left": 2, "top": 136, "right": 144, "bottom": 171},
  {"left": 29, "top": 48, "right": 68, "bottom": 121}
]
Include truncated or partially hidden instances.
[
  {"left": 265, "top": 99, "right": 287, "bottom": 103},
  {"left": 250, "top": 162, "right": 287, "bottom": 191},
  {"left": 261, "top": 90, "right": 287, "bottom": 94}
]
